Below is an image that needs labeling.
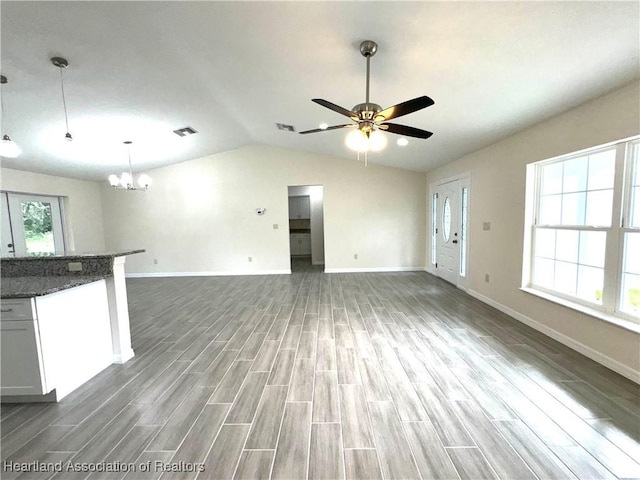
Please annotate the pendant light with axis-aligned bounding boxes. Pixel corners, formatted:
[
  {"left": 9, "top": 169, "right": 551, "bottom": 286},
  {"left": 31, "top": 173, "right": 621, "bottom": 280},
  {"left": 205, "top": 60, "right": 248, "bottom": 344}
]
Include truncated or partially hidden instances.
[
  {"left": 51, "top": 57, "right": 73, "bottom": 142},
  {"left": 108, "top": 141, "right": 151, "bottom": 191},
  {"left": 0, "top": 75, "right": 21, "bottom": 158}
]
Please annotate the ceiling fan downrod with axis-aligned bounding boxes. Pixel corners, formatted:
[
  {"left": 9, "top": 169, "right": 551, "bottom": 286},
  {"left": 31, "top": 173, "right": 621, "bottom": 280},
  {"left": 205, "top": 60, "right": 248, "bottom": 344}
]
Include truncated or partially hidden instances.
[{"left": 360, "top": 40, "right": 377, "bottom": 106}]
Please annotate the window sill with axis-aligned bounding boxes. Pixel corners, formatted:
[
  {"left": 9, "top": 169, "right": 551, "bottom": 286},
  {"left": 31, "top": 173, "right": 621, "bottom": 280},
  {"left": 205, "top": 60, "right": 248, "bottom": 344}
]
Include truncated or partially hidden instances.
[{"left": 520, "top": 287, "right": 640, "bottom": 335}]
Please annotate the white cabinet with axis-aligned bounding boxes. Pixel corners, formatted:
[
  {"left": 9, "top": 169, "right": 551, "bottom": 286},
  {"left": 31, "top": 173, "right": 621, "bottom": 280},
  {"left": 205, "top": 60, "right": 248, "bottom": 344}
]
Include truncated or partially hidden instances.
[
  {"left": 0, "top": 281, "right": 113, "bottom": 401},
  {"left": 290, "top": 233, "right": 311, "bottom": 256},
  {"left": 1, "top": 304, "right": 49, "bottom": 396},
  {"left": 0, "top": 298, "right": 47, "bottom": 396},
  {"left": 289, "top": 196, "right": 310, "bottom": 219}
]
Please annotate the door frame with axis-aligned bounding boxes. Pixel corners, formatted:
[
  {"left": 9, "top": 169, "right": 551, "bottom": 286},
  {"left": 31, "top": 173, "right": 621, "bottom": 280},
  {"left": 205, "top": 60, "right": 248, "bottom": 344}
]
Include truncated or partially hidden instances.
[{"left": 428, "top": 173, "right": 471, "bottom": 289}]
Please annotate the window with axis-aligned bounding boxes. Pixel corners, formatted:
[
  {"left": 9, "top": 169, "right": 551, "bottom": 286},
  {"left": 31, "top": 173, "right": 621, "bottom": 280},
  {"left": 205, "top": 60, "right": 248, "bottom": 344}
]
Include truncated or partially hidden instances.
[
  {"left": 460, "top": 187, "right": 468, "bottom": 277},
  {"left": 526, "top": 136, "right": 640, "bottom": 324},
  {"left": 431, "top": 193, "right": 437, "bottom": 265},
  {"left": 1, "top": 192, "right": 65, "bottom": 256}
]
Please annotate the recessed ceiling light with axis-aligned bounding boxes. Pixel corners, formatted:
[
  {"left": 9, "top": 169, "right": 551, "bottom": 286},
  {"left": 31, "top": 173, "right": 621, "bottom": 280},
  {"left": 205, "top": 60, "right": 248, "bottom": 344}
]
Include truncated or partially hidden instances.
[
  {"left": 276, "top": 123, "right": 296, "bottom": 132},
  {"left": 397, "top": 138, "right": 409, "bottom": 147},
  {"left": 173, "top": 126, "right": 198, "bottom": 137},
  {"left": 319, "top": 123, "right": 328, "bottom": 130}
]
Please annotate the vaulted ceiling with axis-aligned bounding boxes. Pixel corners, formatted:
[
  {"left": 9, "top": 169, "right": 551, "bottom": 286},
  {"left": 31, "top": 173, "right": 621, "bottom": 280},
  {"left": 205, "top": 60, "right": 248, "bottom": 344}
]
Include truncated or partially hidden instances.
[{"left": 1, "top": 1, "right": 638, "bottom": 181}]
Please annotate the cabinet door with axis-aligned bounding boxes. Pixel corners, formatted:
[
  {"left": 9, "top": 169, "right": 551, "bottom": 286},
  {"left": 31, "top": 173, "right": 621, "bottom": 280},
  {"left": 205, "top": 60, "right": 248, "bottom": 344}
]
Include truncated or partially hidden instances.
[
  {"left": 290, "top": 236, "right": 300, "bottom": 255},
  {"left": 299, "top": 196, "right": 311, "bottom": 219},
  {"left": 0, "top": 320, "right": 47, "bottom": 395},
  {"left": 288, "top": 197, "right": 298, "bottom": 220},
  {"left": 300, "top": 236, "right": 312, "bottom": 255}
]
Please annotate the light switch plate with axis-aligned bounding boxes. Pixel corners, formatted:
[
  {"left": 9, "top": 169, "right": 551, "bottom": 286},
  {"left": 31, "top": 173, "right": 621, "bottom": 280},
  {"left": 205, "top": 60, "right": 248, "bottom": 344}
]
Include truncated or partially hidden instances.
[{"left": 483, "top": 222, "right": 491, "bottom": 231}]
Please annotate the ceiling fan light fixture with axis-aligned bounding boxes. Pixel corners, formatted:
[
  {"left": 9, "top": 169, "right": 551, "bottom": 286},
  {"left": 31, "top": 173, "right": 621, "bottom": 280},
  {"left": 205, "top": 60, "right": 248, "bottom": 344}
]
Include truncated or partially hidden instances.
[
  {"left": 345, "top": 128, "right": 386, "bottom": 153},
  {"left": 319, "top": 123, "right": 328, "bottom": 130},
  {"left": 397, "top": 138, "right": 409, "bottom": 147}
]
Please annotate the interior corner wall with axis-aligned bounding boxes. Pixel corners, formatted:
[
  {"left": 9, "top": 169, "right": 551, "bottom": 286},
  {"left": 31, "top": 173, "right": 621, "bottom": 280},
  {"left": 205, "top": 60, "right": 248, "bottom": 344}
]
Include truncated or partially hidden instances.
[
  {"left": 0, "top": 167, "right": 106, "bottom": 253},
  {"left": 100, "top": 144, "right": 426, "bottom": 275},
  {"left": 424, "top": 80, "right": 640, "bottom": 380}
]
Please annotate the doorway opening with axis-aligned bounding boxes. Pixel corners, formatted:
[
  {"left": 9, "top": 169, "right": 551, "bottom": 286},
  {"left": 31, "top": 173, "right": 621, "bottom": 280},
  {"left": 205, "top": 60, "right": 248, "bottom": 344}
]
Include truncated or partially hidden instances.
[
  {"left": 287, "top": 185, "right": 325, "bottom": 273},
  {"left": 429, "top": 175, "right": 470, "bottom": 287}
]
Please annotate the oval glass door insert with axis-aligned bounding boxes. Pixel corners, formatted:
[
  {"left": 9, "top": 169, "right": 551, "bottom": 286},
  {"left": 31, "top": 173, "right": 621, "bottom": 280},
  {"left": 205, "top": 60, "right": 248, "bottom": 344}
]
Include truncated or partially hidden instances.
[{"left": 443, "top": 196, "right": 451, "bottom": 242}]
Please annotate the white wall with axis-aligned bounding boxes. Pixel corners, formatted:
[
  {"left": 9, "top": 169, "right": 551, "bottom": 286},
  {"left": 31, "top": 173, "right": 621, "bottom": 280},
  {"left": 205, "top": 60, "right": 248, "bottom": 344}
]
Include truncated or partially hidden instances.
[
  {"left": 288, "top": 185, "right": 325, "bottom": 265},
  {"left": 425, "top": 81, "right": 640, "bottom": 379},
  {"left": 0, "top": 167, "right": 106, "bottom": 253},
  {"left": 101, "top": 144, "right": 426, "bottom": 275}
]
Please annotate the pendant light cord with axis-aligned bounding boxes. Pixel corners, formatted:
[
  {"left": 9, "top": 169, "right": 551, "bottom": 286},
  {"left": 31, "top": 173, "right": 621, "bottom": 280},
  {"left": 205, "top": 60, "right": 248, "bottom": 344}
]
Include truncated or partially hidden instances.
[
  {"left": 59, "top": 67, "right": 70, "bottom": 132},
  {"left": 0, "top": 83, "right": 5, "bottom": 135}
]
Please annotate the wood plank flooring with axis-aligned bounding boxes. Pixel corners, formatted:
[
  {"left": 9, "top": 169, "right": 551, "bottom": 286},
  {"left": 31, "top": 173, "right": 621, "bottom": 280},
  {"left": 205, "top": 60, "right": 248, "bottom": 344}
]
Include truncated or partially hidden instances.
[{"left": 1, "top": 270, "right": 639, "bottom": 480}]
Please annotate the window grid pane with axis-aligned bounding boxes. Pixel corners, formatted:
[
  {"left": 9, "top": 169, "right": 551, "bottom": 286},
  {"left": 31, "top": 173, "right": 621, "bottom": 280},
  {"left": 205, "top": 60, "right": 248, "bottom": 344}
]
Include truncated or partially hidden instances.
[
  {"left": 621, "top": 233, "right": 640, "bottom": 315},
  {"left": 537, "top": 149, "right": 615, "bottom": 228},
  {"left": 630, "top": 143, "right": 640, "bottom": 228},
  {"left": 532, "top": 227, "right": 605, "bottom": 305}
]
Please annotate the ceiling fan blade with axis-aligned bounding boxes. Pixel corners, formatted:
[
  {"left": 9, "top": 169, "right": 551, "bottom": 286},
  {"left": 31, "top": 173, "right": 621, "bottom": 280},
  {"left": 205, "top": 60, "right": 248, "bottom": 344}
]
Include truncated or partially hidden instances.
[
  {"left": 380, "top": 123, "right": 433, "bottom": 139},
  {"left": 312, "top": 99, "right": 358, "bottom": 119},
  {"left": 375, "top": 96, "right": 435, "bottom": 122},
  {"left": 299, "top": 124, "right": 355, "bottom": 135}
]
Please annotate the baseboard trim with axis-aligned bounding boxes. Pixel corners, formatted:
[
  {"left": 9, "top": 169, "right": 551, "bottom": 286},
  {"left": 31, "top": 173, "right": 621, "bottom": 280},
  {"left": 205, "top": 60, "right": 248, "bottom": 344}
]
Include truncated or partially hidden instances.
[
  {"left": 126, "top": 270, "right": 292, "bottom": 278},
  {"left": 324, "top": 267, "right": 425, "bottom": 273},
  {"left": 112, "top": 348, "right": 135, "bottom": 364},
  {"left": 466, "top": 289, "right": 640, "bottom": 384}
]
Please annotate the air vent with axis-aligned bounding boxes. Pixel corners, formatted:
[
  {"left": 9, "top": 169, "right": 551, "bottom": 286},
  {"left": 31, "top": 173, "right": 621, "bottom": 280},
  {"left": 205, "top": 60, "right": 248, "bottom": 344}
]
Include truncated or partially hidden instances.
[
  {"left": 276, "top": 123, "right": 296, "bottom": 132},
  {"left": 173, "top": 126, "right": 198, "bottom": 137}
]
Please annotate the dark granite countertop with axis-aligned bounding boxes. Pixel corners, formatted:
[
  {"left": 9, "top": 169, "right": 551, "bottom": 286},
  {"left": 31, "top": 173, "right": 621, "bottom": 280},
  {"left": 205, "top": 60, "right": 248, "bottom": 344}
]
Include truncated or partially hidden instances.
[
  {"left": 1, "top": 275, "right": 108, "bottom": 298},
  {"left": 4, "top": 249, "right": 145, "bottom": 261}
]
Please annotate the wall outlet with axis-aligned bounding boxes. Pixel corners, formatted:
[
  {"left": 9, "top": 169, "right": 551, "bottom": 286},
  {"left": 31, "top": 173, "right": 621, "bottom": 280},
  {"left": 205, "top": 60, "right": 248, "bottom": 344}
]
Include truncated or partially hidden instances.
[
  {"left": 68, "top": 262, "right": 83, "bottom": 272},
  {"left": 273, "top": 224, "right": 279, "bottom": 229},
  {"left": 485, "top": 273, "right": 490, "bottom": 283},
  {"left": 248, "top": 256, "right": 253, "bottom": 262},
  {"left": 153, "top": 259, "right": 158, "bottom": 265},
  {"left": 483, "top": 222, "right": 491, "bottom": 231},
  {"left": 354, "top": 254, "right": 358, "bottom": 260}
]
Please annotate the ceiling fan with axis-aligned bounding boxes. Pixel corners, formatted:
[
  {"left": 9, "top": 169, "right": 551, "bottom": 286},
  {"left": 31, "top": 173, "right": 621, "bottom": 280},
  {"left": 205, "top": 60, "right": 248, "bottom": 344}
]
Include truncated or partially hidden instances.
[{"left": 299, "top": 40, "right": 434, "bottom": 147}]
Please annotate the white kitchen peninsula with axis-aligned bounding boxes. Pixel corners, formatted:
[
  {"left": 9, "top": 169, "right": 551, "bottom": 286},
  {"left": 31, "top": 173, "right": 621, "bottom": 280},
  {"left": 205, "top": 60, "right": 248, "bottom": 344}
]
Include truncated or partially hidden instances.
[{"left": 0, "top": 250, "right": 143, "bottom": 402}]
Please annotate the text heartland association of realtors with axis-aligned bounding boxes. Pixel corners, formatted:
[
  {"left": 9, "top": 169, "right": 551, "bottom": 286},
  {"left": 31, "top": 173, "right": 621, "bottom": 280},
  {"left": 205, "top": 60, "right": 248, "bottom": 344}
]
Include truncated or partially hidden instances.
[{"left": 2, "top": 460, "right": 206, "bottom": 474}]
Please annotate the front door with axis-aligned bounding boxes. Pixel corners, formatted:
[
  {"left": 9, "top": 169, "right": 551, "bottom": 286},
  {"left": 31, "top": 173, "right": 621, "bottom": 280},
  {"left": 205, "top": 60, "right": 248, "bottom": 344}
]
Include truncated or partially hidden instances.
[{"left": 435, "top": 180, "right": 460, "bottom": 285}]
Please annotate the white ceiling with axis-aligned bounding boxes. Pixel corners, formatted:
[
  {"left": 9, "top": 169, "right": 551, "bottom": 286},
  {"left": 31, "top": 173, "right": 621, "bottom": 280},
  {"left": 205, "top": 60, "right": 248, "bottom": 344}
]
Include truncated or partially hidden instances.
[{"left": 1, "top": 1, "right": 638, "bottom": 181}]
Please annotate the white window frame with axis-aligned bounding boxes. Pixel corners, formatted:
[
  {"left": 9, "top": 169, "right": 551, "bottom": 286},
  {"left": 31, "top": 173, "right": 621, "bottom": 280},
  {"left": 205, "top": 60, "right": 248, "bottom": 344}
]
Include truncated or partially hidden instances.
[{"left": 522, "top": 135, "right": 640, "bottom": 328}]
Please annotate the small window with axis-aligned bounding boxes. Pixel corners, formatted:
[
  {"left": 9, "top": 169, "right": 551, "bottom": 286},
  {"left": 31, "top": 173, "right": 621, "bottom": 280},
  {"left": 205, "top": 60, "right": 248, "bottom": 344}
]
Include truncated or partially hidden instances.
[
  {"left": 431, "top": 193, "right": 437, "bottom": 265},
  {"left": 442, "top": 197, "right": 451, "bottom": 242},
  {"left": 460, "top": 187, "right": 468, "bottom": 277}
]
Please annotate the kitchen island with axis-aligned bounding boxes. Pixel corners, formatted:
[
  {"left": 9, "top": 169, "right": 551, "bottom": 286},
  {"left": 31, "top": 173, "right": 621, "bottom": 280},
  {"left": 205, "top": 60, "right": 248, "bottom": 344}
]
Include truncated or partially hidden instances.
[{"left": 0, "top": 250, "right": 143, "bottom": 402}]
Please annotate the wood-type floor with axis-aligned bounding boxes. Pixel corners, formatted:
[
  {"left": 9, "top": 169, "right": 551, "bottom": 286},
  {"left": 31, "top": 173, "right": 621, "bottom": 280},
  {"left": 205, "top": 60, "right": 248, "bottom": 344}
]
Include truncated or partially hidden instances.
[{"left": 1, "top": 271, "right": 639, "bottom": 480}]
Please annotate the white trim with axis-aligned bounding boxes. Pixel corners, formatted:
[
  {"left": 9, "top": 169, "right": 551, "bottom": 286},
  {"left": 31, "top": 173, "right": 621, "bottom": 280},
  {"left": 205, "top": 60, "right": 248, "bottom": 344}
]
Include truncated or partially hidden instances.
[
  {"left": 324, "top": 266, "right": 424, "bottom": 273},
  {"left": 466, "top": 288, "right": 640, "bottom": 384},
  {"left": 112, "top": 348, "right": 135, "bottom": 364},
  {"left": 126, "top": 269, "right": 292, "bottom": 278},
  {"left": 520, "top": 287, "right": 640, "bottom": 333}
]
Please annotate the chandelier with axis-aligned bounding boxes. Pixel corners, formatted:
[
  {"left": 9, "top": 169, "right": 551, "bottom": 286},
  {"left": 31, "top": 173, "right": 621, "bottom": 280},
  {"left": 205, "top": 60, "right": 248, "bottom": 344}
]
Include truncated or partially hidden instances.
[{"left": 108, "top": 141, "right": 151, "bottom": 190}]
